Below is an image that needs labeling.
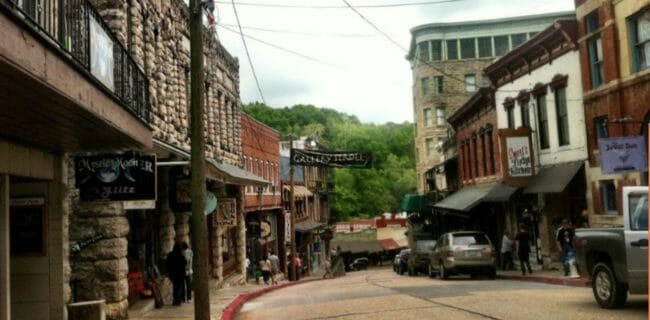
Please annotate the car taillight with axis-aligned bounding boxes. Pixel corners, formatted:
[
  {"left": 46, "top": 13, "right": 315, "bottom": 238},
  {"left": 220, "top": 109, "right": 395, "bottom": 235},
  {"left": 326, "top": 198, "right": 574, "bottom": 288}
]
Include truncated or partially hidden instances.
[{"left": 484, "top": 247, "right": 496, "bottom": 257}]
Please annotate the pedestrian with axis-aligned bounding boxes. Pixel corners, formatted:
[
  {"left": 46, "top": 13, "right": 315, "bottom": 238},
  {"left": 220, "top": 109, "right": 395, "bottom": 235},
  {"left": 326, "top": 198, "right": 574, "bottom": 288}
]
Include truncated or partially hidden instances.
[
  {"left": 556, "top": 219, "right": 575, "bottom": 276},
  {"left": 500, "top": 230, "right": 514, "bottom": 270},
  {"left": 322, "top": 257, "right": 333, "bottom": 279},
  {"left": 245, "top": 257, "right": 252, "bottom": 282},
  {"left": 269, "top": 250, "right": 280, "bottom": 285},
  {"left": 181, "top": 242, "right": 193, "bottom": 302},
  {"left": 259, "top": 256, "right": 272, "bottom": 285},
  {"left": 166, "top": 243, "right": 187, "bottom": 306},
  {"left": 295, "top": 255, "right": 302, "bottom": 280},
  {"left": 515, "top": 223, "right": 533, "bottom": 275}
]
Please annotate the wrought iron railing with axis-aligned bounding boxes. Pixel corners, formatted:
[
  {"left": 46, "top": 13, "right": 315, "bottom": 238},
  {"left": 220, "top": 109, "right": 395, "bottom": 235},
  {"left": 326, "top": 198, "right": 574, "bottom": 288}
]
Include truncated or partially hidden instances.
[{"left": 3, "top": 0, "right": 150, "bottom": 123}]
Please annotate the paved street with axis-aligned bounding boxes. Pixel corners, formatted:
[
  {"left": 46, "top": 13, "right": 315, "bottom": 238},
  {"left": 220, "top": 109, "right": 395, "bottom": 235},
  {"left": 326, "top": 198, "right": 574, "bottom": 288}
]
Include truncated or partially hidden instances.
[{"left": 236, "top": 267, "right": 647, "bottom": 320}]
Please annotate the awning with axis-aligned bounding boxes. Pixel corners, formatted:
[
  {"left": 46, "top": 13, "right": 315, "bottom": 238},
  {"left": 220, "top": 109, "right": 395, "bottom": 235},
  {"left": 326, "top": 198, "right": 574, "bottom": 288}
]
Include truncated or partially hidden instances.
[
  {"left": 524, "top": 161, "right": 583, "bottom": 194},
  {"left": 401, "top": 194, "right": 428, "bottom": 212},
  {"left": 207, "top": 160, "right": 268, "bottom": 186},
  {"left": 332, "top": 241, "right": 383, "bottom": 253},
  {"left": 154, "top": 139, "right": 268, "bottom": 186},
  {"left": 433, "top": 183, "right": 517, "bottom": 212},
  {"left": 295, "top": 221, "right": 324, "bottom": 232},
  {"left": 378, "top": 238, "right": 403, "bottom": 251},
  {"left": 283, "top": 185, "right": 313, "bottom": 198}
]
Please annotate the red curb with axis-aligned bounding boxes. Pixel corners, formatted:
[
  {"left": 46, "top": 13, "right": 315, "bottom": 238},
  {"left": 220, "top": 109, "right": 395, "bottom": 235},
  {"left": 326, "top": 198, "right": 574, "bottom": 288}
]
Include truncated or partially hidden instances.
[
  {"left": 498, "top": 274, "right": 591, "bottom": 287},
  {"left": 221, "top": 279, "right": 322, "bottom": 320}
]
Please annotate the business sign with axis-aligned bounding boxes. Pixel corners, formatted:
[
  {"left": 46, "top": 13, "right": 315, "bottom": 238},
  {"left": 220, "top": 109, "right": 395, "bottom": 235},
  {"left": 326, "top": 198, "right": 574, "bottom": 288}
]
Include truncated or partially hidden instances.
[
  {"left": 75, "top": 153, "right": 156, "bottom": 201},
  {"left": 598, "top": 136, "right": 648, "bottom": 174},
  {"left": 506, "top": 136, "right": 533, "bottom": 177},
  {"left": 89, "top": 15, "right": 114, "bottom": 90},
  {"left": 213, "top": 198, "right": 237, "bottom": 226},
  {"left": 290, "top": 149, "right": 372, "bottom": 168},
  {"left": 124, "top": 200, "right": 156, "bottom": 210}
]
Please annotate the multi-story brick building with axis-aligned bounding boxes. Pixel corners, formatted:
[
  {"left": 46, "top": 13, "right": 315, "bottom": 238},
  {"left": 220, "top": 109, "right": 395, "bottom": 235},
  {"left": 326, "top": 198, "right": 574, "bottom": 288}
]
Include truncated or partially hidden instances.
[
  {"left": 241, "top": 114, "right": 284, "bottom": 275},
  {"left": 575, "top": 0, "right": 650, "bottom": 227},
  {"left": 406, "top": 12, "right": 575, "bottom": 196}
]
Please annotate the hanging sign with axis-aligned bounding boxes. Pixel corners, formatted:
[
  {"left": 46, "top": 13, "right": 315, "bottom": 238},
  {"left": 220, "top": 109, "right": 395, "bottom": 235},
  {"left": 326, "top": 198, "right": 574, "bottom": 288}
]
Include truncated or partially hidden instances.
[
  {"left": 74, "top": 153, "right": 156, "bottom": 202},
  {"left": 598, "top": 136, "right": 648, "bottom": 174},
  {"left": 213, "top": 198, "right": 237, "bottom": 226},
  {"left": 290, "top": 149, "right": 372, "bottom": 168},
  {"left": 506, "top": 136, "right": 533, "bottom": 177}
]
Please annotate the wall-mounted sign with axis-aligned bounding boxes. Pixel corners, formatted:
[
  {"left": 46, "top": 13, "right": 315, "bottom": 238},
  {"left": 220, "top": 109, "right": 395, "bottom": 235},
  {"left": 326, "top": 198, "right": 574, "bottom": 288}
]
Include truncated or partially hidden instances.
[
  {"left": 10, "top": 197, "right": 45, "bottom": 255},
  {"left": 284, "top": 210, "right": 291, "bottom": 244},
  {"left": 89, "top": 15, "right": 114, "bottom": 90},
  {"left": 74, "top": 153, "right": 156, "bottom": 202},
  {"left": 260, "top": 221, "right": 271, "bottom": 238},
  {"left": 213, "top": 198, "right": 237, "bottom": 226},
  {"left": 290, "top": 149, "right": 372, "bottom": 168},
  {"left": 124, "top": 200, "right": 156, "bottom": 210},
  {"left": 598, "top": 136, "right": 648, "bottom": 174},
  {"left": 71, "top": 233, "right": 105, "bottom": 254},
  {"left": 506, "top": 136, "right": 533, "bottom": 177}
]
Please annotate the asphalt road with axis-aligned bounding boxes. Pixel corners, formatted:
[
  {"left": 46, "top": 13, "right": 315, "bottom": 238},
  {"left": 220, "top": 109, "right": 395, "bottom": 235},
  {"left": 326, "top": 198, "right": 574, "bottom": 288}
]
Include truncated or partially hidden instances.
[{"left": 235, "top": 267, "right": 647, "bottom": 320}]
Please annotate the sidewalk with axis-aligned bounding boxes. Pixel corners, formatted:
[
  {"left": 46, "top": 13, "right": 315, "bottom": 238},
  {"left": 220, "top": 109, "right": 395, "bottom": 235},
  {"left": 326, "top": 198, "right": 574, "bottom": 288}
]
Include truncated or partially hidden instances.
[{"left": 496, "top": 269, "right": 591, "bottom": 287}]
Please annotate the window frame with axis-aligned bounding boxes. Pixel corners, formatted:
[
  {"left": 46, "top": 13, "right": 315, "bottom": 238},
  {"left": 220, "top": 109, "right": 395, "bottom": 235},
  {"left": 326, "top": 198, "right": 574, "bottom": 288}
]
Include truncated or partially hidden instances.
[
  {"left": 600, "top": 179, "right": 618, "bottom": 214},
  {"left": 494, "top": 35, "right": 509, "bottom": 56},
  {"left": 628, "top": 8, "right": 650, "bottom": 73},
  {"left": 460, "top": 38, "right": 476, "bottom": 59},
  {"left": 446, "top": 39, "right": 458, "bottom": 60},
  {"left": 426, "top": 138, "right": 435, "bottom": 157},
  {"left": 436, "top": 106, "right": 446, "bottom": 126},
  {"left": 478, "top": 36, "right": 493, "bottom": 58},
  {"left": 464, "top": 74, "right": 477, "bottom": 92},
  {"left": 424, "top": 108, "right": 433, "bottom": 127},
  {"left": 434, "top": 76, "right": 444, "bottom": 94},
  {"left": 421, "top": 77, "right": 431, "bottom": 96},
  {"left": 536, "top": 92, "right": 550, "bottom": 149},
  {"left": 553, "top": 86, "right": 570, "bottom": 146}
]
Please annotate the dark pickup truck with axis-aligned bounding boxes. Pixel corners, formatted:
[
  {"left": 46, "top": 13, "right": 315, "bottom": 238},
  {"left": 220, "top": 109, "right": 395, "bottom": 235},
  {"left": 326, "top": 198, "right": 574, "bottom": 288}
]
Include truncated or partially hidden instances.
[{"left": 574, "top": 186, "right": 648, "bottom": 309}]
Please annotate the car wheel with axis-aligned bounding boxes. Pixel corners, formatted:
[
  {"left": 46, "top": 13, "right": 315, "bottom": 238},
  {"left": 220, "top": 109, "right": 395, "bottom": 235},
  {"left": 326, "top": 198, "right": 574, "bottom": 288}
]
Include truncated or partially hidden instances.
[
  {"left": 592, "top": 262, "right": 627, "bottom": 309},
  {"left": 399, "top": 264, "right": 404, "bottom": 275},
  {"left": 439, "top": 261, "right": 449, "bottom": 280},
  {"left": 428, "top": 264, "right": 436, "bottom": 278}
]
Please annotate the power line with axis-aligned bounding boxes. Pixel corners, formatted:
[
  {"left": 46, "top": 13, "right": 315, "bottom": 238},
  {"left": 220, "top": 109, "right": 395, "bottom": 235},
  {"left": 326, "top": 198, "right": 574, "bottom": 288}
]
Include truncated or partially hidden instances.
[
  {"left": 231, "top": 0, "right": 266, "bottom": 104},
  {"left": 219, "top": 22, "right": 377, "bottom": 38},
  {"left": 215, "top": 0, "right": 463, "bottom": 9},
  {"left": 218, "top": 24, "right": 336, "bottom": 66}
]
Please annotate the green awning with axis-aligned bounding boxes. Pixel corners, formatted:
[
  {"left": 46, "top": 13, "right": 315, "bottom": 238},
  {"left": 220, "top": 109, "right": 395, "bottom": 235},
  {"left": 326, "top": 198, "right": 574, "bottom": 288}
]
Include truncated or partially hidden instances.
[
  {"left": 433, "top": 183, "right": 517, "bottom": 212},
  {"left": 401, "top": 194, "right": 428, "bottom": 212}
]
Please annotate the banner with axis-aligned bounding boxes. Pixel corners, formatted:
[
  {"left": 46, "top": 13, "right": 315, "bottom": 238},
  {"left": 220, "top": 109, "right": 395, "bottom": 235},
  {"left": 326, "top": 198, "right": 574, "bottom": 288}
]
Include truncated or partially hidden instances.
[
  {"left": 598, "top": 136, "right": 648, "bottom": 174},
  {"left": 290, "top": 149, "right": 372, "bottom": 168},
  {"left": 75, "top": 153, "right": 156, "bottom": 201}
]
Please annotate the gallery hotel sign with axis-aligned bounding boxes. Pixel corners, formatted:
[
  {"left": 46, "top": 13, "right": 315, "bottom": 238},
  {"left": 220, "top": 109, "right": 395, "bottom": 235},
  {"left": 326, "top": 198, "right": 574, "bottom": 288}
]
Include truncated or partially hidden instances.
[
  {"left": 74, "top": 153, "right": 156, "bottom": 201},
  {"left": 598, "top": 136, "right": 648, "bottom": 174},
  {"left": 506, "top": 136, "right": 533, "bottom": 177},
  {"left": 290, "top": 149, "right": 372, "bottom": 168}
]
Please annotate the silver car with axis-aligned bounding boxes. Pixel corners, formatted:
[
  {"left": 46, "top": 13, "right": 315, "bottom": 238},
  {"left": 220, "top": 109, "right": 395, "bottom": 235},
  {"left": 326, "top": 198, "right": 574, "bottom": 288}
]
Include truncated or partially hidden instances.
[{"left": 429, "top": 231, "right": 497, "bottom": 279}]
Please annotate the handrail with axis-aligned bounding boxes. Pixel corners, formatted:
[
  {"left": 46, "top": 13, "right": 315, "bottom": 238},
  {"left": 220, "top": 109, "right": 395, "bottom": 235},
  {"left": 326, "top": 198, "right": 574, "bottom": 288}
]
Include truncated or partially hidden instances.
[{"left": 3, "top": 0, "right": 150, "bottom": 123}]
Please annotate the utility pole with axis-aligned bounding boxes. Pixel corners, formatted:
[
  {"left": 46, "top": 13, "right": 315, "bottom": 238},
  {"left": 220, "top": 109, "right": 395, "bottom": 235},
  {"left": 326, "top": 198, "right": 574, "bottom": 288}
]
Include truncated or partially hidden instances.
[
  {"left": 189, "top": 0, "right": 210, "bottom": 318},
  {"left": 289, "top": 136, "right": 297, "bottom": 281}
]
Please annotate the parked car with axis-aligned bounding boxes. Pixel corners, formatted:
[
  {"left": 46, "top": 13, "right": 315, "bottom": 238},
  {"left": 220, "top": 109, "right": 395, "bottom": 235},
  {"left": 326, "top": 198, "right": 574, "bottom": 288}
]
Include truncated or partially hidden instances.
[
  {"left": 349, "top": 257, "right": 370, "bottom": 271},
  {"left": 574, "top": 186, "right": 648, "bottom": 309},
  {"left": 393, "top": 254, "right": 400, "bottom": 272},
  {"left": 429, "top": 231, "right": 497, "bottom": 279},
  {"left": 408, "top": 240, "right": 437, "bottom": 276},
  {"left": 396, "top": 248, "right": 411, "bottom": 275}
]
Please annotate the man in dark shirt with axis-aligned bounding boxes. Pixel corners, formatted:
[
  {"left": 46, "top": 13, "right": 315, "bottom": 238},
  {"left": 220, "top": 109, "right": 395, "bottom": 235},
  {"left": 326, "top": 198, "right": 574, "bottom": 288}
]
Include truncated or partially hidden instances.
[
  {"left": 556, "top": 219, "right": 575, "bottom": 276},
  {"left": 515, "top": 223, "right": 533, "bottom": 275}
]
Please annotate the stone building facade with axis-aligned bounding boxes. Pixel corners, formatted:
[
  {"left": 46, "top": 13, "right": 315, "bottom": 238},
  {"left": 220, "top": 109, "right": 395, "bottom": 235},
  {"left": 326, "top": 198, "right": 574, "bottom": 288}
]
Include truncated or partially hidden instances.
[
  {"left": 406, "top": 12, "right": 575, "bottom": 196},
  {"left": 575, "top": 0, "right": 650, "bottom": 227}
]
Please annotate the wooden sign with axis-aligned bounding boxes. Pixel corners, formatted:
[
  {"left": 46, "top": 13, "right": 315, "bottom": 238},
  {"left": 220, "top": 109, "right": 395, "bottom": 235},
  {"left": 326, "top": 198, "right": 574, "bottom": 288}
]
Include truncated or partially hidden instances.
[{"left": 213, "top": 198, "right": 237, "bottom": 226}]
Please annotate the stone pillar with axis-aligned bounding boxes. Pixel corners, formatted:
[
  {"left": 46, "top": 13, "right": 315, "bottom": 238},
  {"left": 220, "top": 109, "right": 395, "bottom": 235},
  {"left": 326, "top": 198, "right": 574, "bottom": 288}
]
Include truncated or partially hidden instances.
[
  {"left": 211, "top": 223, "right": 219, "bottom": 278},
  {"left": 236, "top": 186, "right": 246, "bottom": 281},
  {"left": 174, "top": 213, "right": 190, "bottom": 245},
  {"left": 0, "top": 174, "right": 9, "bottom": 320},
  {"left": 50, "top": 155, "right": 69, "bottom": 320},
  {"left": 214, "top": 227, "right": 224, "bottom": 282},
  {"left": 69, "top": 201, "right": 130, "bottom": 320},
  {"left": 159, "top": 168, "right": 176, "bottom": 257}
]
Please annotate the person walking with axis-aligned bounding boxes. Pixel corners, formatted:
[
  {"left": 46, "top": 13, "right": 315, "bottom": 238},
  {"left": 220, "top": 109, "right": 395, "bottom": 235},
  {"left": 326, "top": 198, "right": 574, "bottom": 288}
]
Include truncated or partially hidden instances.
[
  {"left": 259, "top": 256, "right": 272, "bottom": 285},
  {"left": 556, "top": 219, "right": 575, "bottom": 276},
  {"left": 181, "top": 242, "right": 193, "bottom": 302},
  {"left": 500, "top": 230, "right": 514, "bottom": 270},
  {"left": 166, "top": 243, "right": 187, "bottom": 306},
  {"left": 269, "top": 250, "right": 280, "bottom": 285},
  {"left": 515, "top": 223, "right": 533, "bottom": 275},
  {"left": 322, "top": 257, "right": 333, "bottom": 279}
]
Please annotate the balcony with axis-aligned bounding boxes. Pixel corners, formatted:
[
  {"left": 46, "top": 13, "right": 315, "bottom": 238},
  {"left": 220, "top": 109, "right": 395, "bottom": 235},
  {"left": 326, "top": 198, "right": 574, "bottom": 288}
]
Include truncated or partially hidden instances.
[{"left": 0, "top": 0, "right": 151, "bottom": 151}]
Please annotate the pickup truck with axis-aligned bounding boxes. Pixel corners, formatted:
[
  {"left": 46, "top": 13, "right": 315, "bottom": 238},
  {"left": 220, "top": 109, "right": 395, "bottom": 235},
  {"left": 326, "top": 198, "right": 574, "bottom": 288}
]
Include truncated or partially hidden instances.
[{"left": 574, "top": 186, "right": 648, "bottom": 309}]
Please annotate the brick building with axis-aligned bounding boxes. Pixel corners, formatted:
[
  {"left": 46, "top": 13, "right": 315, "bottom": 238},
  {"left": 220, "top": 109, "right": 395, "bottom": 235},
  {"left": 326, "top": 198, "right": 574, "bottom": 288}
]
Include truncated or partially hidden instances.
[
  {"left": 241, "top": 114, "right": 284, "bottom": 275},
  {"left": 575, "top": 0, "right": 650, "bottom": 227},
  {"left": 406, "top": 12, "right": 575, "bottom": 198}
]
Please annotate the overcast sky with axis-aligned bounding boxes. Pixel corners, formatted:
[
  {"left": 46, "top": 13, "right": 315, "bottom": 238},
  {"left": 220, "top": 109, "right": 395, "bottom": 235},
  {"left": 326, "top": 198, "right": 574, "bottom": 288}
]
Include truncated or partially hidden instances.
[{"left": 210, "top": 0, "right": 574, "bottom": 124}]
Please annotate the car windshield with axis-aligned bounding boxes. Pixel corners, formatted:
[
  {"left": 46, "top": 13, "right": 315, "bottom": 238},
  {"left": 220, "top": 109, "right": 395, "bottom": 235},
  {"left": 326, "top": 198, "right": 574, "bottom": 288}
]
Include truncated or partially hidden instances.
[
  {"left": 415, "top": 240, "right": 437, "bottom": 251},
  {"left": 452, "top": 233, "right": 490, "bottom": 246}
]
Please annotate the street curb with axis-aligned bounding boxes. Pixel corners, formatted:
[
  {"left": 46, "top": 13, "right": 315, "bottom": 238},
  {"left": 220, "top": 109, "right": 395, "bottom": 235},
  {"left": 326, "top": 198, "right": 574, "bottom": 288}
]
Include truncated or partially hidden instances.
[
  {"left": 221, "top": 278, "right": 322, "bottom": 320},
  {"left": 498, "top": 274, "right": 591, "bottom": 287}
]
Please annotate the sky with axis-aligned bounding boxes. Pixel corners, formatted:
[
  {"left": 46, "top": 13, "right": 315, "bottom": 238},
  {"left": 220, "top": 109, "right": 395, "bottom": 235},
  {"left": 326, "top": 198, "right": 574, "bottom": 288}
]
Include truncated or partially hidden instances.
[{"left": 208, "top": 0, "right": 575, "bottom": 124}]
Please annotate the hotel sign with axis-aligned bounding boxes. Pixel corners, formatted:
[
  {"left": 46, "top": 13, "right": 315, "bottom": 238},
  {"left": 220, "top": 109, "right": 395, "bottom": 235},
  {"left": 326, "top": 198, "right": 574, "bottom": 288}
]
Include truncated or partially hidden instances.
[
  {"left": 74, "top": 153, "right": 156, "bottom": 202},
  {"left": 598, "top": 136, "right": 647, "bottom": 174},
  {"left": 290, "top": 149, "right": 372, "bottom": 168}
]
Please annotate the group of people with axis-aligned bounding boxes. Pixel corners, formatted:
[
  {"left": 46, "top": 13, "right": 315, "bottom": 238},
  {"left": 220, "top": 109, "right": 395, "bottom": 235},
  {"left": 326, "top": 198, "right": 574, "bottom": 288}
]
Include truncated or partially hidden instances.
[
  {"left": 246, "top": 250, "right": 282, "bottom": 285},
  {"left": 500, "top": 219, "right": 575, "bottom": 276},
  {"left": 166, "top": 242, "right": 193, "bottom": 306}
]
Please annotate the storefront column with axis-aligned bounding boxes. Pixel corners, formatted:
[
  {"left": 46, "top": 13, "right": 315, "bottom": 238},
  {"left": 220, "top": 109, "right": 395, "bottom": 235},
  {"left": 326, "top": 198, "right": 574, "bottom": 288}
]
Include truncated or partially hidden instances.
[
  {"left": 537, "top": 193, "right": 553, "bottom": 268},
  {"left": 49, "top": 155, "right": 68, "bottom": 320},
  {"left": 236, "top": 186, "right": 246, "bottom": 279},
  {"left": 158, "top": 168, "right": 176, "bottom": 256},
  {"left": 215, "top": 227, "right": 224, "bottom": 281},
  {"left": 0, "top": 174, "right": 10, "bottom": 320}
]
